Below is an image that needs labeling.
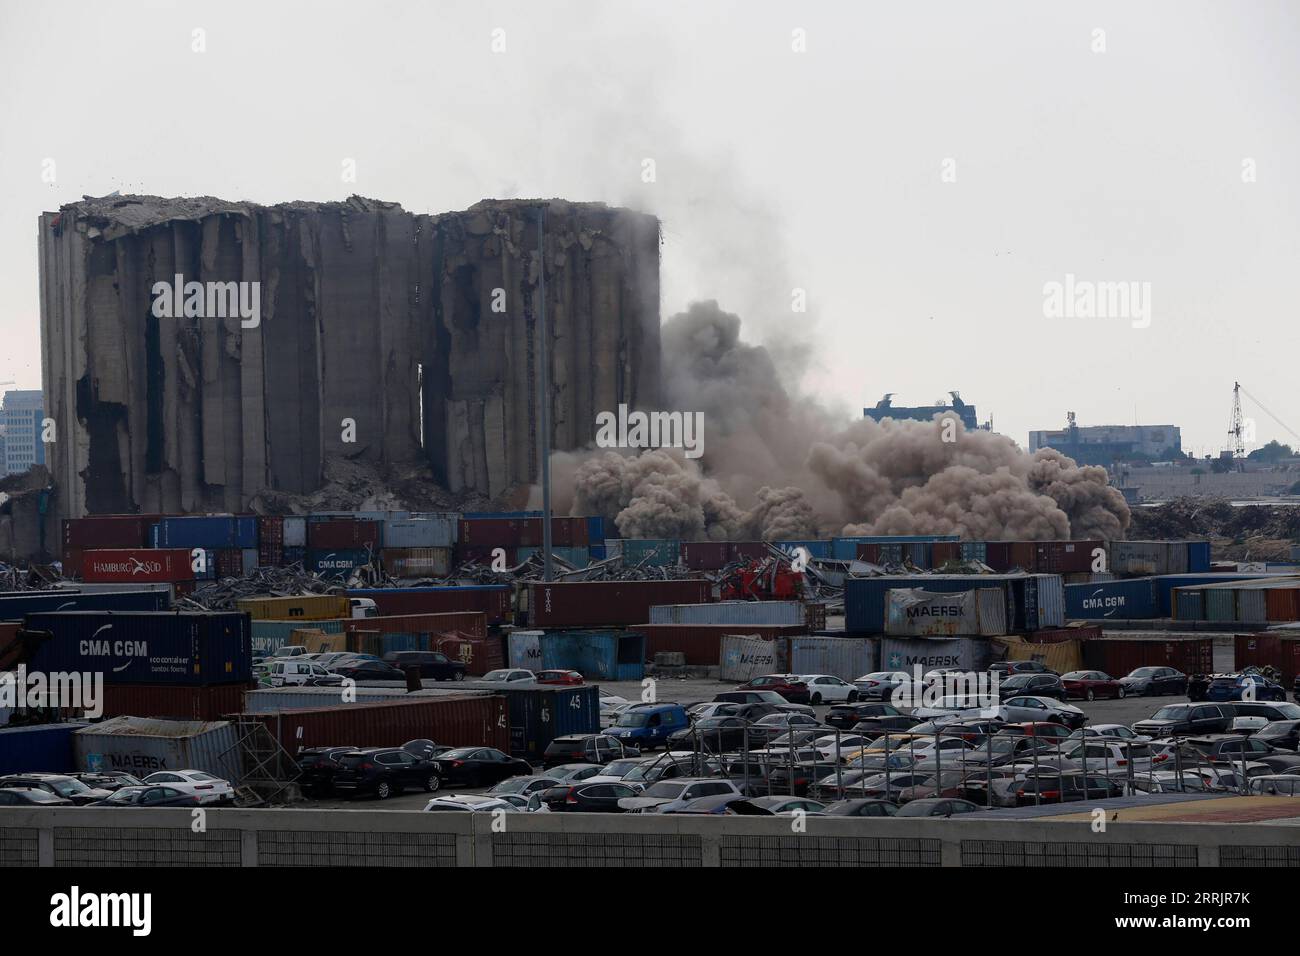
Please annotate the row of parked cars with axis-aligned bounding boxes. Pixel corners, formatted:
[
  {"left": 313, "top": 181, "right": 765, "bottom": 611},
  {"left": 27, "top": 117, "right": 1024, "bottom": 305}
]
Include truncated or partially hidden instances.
[
  {"left": 255, "top": 647, "right": 587, "bottom": 689},
  {"left": 0, "top": 770, "right": 235, "bottom": 808}
]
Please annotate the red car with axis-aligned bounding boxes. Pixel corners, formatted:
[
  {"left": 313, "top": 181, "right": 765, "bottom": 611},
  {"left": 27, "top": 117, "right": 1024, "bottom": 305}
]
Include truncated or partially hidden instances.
[
  {"left": 1060, "top": 670, "right": 1124, "bottom": 701},
  {"left": 735, "top": 674, "right": 811, "bottom": 704},
  {"left": 536, "top": 669, "right": 584, "bottom": 686}
]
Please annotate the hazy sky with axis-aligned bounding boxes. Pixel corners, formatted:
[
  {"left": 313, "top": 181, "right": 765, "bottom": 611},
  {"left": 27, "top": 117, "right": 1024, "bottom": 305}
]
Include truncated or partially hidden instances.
[{"left": 1, "top": 0, "right": 1296, "bottom": 457}]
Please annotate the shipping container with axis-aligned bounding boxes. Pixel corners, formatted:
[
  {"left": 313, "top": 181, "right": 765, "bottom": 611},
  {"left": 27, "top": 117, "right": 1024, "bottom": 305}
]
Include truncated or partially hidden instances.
[
  {"left": 1175, "top": 589, "right": 1205, "bottom": 621},
  {"left": 885, "top": 589, "right": 982, "bottom": 637},
  {"left": 844, "top": 575, "right": 1022, "bottom": 635},
  {"left": 1237, "top": 589, "right": 1268, "bottom": 624},
  {"left": 517, "top": 546, "right": 592, "bottom": 568},
  {"left": 0, "top": 723, "right": 81, "bottom": 775},
  {"left": 348, "top": 585, "right": 512, "bottom": 625},
  {"left": 154, "top": 515, "right": 258, "bottom": 550},
  {"left": 1065, "top": 578, "right": 1157, "bottom": 620},
  {"left": 976, "top": 588, "right": 1008, "bottom": 636},
  {"left": 23, "top": 611, "right": 251, "bottom": 685},
  {"left": 458, "top": 516, "right": 588, "bottom": 549},
  {"left": 786, "top": 636, "right": 877, "bottom": 682},
  {"left": 1013, "top": 575, "right": 1066, "bottom": 630},
  {"left": 307, "top": 518, "right": 382, "bottom": 551},
  {"left": 1031, "top": 540, "right": 1102, "bottom": 574},
  {"left": 507, "top": 630, "right": 544, "bottom": 669},
  {"left": 832, "top": 535, "right": 958, "bottom": 562},
  {"left": 621, "top": 539, "right": 680, "bottom": 568},
  {"left": 931, "top": 542, "right": 961, "bottom": 567},
  {"left": 73, "top": 716, "right": 243, "bottom": 782},
  {"left": 251, "top": 619, "right": 348, "bottom": 657},
  {"left": 719, "top": 634, "right": 788, "bottom": 682},
  {"left": 637, "top": 623, "right": 808, "bottom": 666},
  {"left": 1187, "top": 541, "right": 1212, "bottom": 573},
  {"left": 0, "top": 589, "right": 170, "bottom": 622},
  {"left": 342, "top": 612, "right": 487, "bottom": 641},
  {"left": 1080, "top": 636, "right": 1213, "bottom": 679},
  {"left": 1151, "top": 573, "right": 1282, "bottom": 616},
  {"left": 283, "top": 516, "right": 307, "bottom": 548},
  {"left": 538, "top": 629, "right": 646, "bottom": 680},
  {"left": 879, "top": 637, "right": 993, "bottom": 674},
  {"left": 960, "top": 542, "right": 988, "bottom": 563},
  {"left": 528, "top": 580, "right": 711, "bottom": 628},
  {"left": 1029, "top": 624, "right": 1102, "bottom": 644},
  {"left": 648, "top": 600, "right": 807, "bottom": 628},
  {"left": 681, "top": 541, "right": 731, "bottom": 571},
  {"left": 1110, "top": 541, "right": 1190, "bottom": 577},
  {"left": 1205, "top": 588, "right": 1237, "bottom": 622},
  {"left": 97, "top": 682, "right": 251, "bottom": 721},
  {"left": 241, "top": 686, "right": 406, "bottom": 712},
  {"left": 1266, "top": 588, "right": 1300, "bottom": 622},
  {"left": 307, "top": 549, "right": 373, "bottom": 577},
  {"left": 774, "top": 540, "right": 832, "bottom": 560},
  {"left": 496, "top": 685, "right": 598, "bottom": 760},
  {"left": 79, "top": 548, "right": 195, "bottom": 583},
  {"left": 426, "top": 634, "right": 505, "bottom": 676},
  {"left": 236, "top": 694, "right": 510, "bottom": 755},
  {"left": 257, "top": 516, "right": 284, "bottom": 567},
  {"left": 381, "top": 548, "right": 452, "bottom": 578},
  {"left": 238, "top": 595, "right": 351, "bottom": 621},
  {"left": 63, "top": 515, "right": 163, "bottom": 552},
  {"left": 729, "top": 542, "right": 771, "bottom": 563},
  {"left": 383, "top": 517, "right": 457, "bottom": 549}
]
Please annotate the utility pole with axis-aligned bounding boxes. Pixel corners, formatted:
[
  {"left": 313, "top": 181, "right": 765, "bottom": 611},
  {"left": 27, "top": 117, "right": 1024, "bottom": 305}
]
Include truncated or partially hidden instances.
[{"left": 537, "top": 204, "right": 553, "bottom": 582}]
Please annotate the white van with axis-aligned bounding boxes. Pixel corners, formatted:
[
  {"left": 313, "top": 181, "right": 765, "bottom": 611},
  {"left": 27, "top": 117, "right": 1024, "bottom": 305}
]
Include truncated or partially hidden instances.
[{"left": 267, "top": 659, "right": 343, "bottom": 687}]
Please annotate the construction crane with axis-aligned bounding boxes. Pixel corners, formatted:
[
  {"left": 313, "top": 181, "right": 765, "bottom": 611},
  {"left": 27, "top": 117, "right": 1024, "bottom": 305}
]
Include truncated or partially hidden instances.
[{"left": 1227, "top": 382, "right": 1246, "bottom": 458}]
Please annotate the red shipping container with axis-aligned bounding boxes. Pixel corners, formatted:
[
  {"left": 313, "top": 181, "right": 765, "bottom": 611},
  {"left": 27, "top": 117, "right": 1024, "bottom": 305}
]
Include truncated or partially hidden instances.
[
  {"left": 1265, "top": 588, "right": 1300, "bottom": 622},
  {"left": 431, "top": 633, "right": 507, "bottom": 675},
  {"left": 62, "top": 548, "right": 84, "bottom": 577},
  {"left": 0, "top": 621, "right": 23, "bottom": 670},
  {"left": 459, "top": 518, "right": 525, "bottom": 548},
  {"left": 636, "top": 623, "right": 808, "bottom": 666},
  {"left": 214, "top": 549, "right": 243, "bottom": 578},
  {"left": 307, "top": 519, "right": 381, "bottom": 550},
  {"left": 344, "top": 612, "right": 488, "bottom": 641},
  {"left": 681, "top": 541, "right": 731, "bottom": 570},
  {"left": 856, "top": 543, "right": 882, "bottom": 563},
  {"left": 1235, "top": 633, "right": 1284, "bottom": 674},
  {"left": 1082, "top": 636, "right": 1212, "bottom": 677},
  {"left": 931, "top": 542, "right": 961, "bottom": 566},
  {"left": 528, "top": 579, "right": 712, "bottom": 628},
  {"left": 456, "top": 545, "right": 518, "bottom": 566},
  {"left": 728, "top": 542, "right": 769, "bottom": 562},
  {"left": 349, "top": 588, "right": 511, "bottom": 625},
  {"left": 1033, "top": 540, "right": 1101, "bottom": 574},
  {"left": 81, "top": 548, "right": 196, "bottom": 583},
  {"left": 1029, "top": 624, "right": 1102, "bottom": 644},
  {"left": 98, "top": 682, "right": 252, "bottom": 721},
  {"left": 236, "top": 694, "right": 510, "bottom": 754},
  {"left": 62, "top": 514, "right": 163, "bottom": 551}
]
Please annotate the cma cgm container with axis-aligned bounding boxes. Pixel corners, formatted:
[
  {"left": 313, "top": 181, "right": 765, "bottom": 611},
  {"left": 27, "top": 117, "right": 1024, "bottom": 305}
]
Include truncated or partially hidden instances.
[
  {"left": 0, "top": 723, "right": 80, "bottom": 775},
  {"left": 23, "top": 611, "right": 252, "bottom": 685},
  {"left": 496, "top": 685, "right": 599, "bottom": 760},
  {"left": 237, "top": 594, "right": 350, "bottom": 621},
  {"left": 636, "top": 623, "right": 808, "bottom": 666},
  {"left": 348, "top": 586, "right": 511, "bottom": 625},
  {"left": 307, "top": 549, "right": 373, "bottom": 577},
  {"left": 1064, "top": 578, "right": 1157, "bottom": 619},
  {"left": 0, "top": 588, "right": 169, "bottom": 621},
  {"left": 237, "top": 694, "right": 510, "bottom": 755},
  {"left": 63, "top": 515, "right": 163, "bottom": 551},
  {"left": 153, "top": 515, "right": 258, "bottom": 550},
  {"left": 307, "top": 518, "right": 382, "bottom": 550},
  {"left": 97, "top": 683, "right": 251, "bottom": 721},
  {"left": 528, "top": 580, "right": 711, "bottom": 628}
]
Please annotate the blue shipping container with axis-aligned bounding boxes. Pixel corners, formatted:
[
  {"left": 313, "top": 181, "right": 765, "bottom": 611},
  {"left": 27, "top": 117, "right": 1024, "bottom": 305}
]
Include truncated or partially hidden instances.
[
  {"left": 775, "top": 540, "right": 833, "bottom": 560},
  {"left": 539, "top": 629, "right": 645, "bottom": 680},
  {"left": 0, "top": 723, "right": 80, "bottom": 775},
  {"left": 832, "top": 535, "right": 959, "bottom": 561},
  {"left": 23, "top": 611, "right": 252, "bottom": 685},
  {"left": 494, "top": 684, "right": 600, "bottom": 759},
  {"left": 1064, "top": 578, "right": 1157, "bottom": 619},
  {"left": 844, "top": 574, "right": 1020, "bottom": 634},
  {"left": 0, "top": 589, "right": 169, "bottom": 621},
  {"left": 250, "top": 618, "right": 347, "bottom": 657},
  {"left": 1187, "top": 541, "right": 1212, "bottom": 573},
  {"left": 155, "top": 516, "right": 257, "bottom": 549}
]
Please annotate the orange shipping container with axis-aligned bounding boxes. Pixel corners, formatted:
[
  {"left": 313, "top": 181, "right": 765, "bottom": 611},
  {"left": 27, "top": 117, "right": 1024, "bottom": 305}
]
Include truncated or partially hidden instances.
[{"left": 1265, "top": 588, "right": 1300, "bottom": 622}]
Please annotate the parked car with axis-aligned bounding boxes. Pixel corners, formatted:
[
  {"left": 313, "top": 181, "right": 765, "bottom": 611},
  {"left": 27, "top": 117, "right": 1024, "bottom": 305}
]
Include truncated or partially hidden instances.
[
  {"left": 1177, "top": 734, "right": 1277, "bottom": 764},
  {"left": 422, "top": 794, "right": 519, "bottom": 813},
  {"left": 990, "top": 660, "right": 1056, "bottom": 677},
  {"left": 266, "top": 658, "right": 344, "bottom": 687},
  {"left": 852, "top": 671, "right": 916, "bottom": 700},
  {"left": 330, "top": 659, "right": 407, "bottom": 681},
  {"left": 1254, "top": 720, "right": 1300, "bottom": 752},
  {"left": 617, "top": 777, "right": 744, "bottom": 813},
  {"left": 894, "top": 797, "right": 981, "bottom": 817},
  {"left": 997, "top": 673, "right": 1067, "bottom": 701},
  {"left": 998, "top": 721, "right": 1075, "bottom": 741},
  {"left": 958, "top": 734, "right": 1064, "bottom": 768},
  {"left": 623, "top": 753, "right": 722, "bottom": 787},
  {"left": 0, "top": 773, "right": 112, "bottom": 806},
  {"left": 825, "top": 701, "right": 903, "bottom": 730},
  {"left": 823, "top": 798, "right": 899, "bottom": 817},
  {"left": 669, "top": 716, "right": 752, "bottom": 752},
  {"left": 1059, "top": 740, "right": 1162, "bottom": 773},
  {"left": 734, "top": 674, "right": 812, "bottom": 704},
  {"left": 295, "top": 746, "right": 360, "bottom": 796},
  {"left": 1119, "top": 666, "right": 1188, "bottom": 696},
  {"left": 381, "top": 651, "right": 468, "bottom": 681},
  {"left": 996, "top": 697, "right": 1086, "bottom": 729},
  {"left": 487, "top": 774, "right": 562, "bottom": 796},
  {"left": 1249, "top": 775, "right": 1300, "bottom": 796},
  {"left": 544, "top": 763, "right": 606, "bottom": 783},
  {"left": 1206, "top": 674, "right": 1288, "bottom": 702},
  {"left": 479, "top": 668, "right": 536, "bottom": 684},
  {"left": 542, "top": 734, "right": 638, "bottom": 768},
  {"left": 766, "top": 762, "right": 843, "bottom": 797},
  {"left": 850, "top": 714, "right": 924, "bottom": 739},
  {"left": 605, "top": 703, "right": 690, "bottom": 751},
  {"left": 1253, "top": 752, "right": 1300, "bottom": 774},
  {"left": 727, "top": 795, "right": 827, "bottom": 816},
  {"left": 581, "top": 758, "right": 653, "bottom": 787},
  {"left": 663, "top": 794, "right": 753, "bottom": 814},
  {"left": 432, "top": 747, "right": 534, "bottom": 787},
  {"left": 798, "top": 674, "right": 859, "bottom": 704},
  {"left": 1122, "top": 770, "right": 1210, "bottom": 794},
  {"left": 328, "top": 748, "right": 444, "bottom": 799},
  {"left": 1133, "top": 702, "right": 1235, "bottom": 738},
  {"left": 0, "top": 787, "right": 74, "bottom": 807},
  {"left": 539, "top": 782, "right": 640, "bottom": 812},
  {"left": 1060, "top": 670, "right": 1125, "bottom": 700},
  {"left": 1014, "top": 771, "right": 1124, "bottom": 805},
  {"left": 88, "top": 785, "right": 203, "bottom": 808},
  {"left": 140, "top": 770, "right": 234, "bottom": 805},
  {"left": 1069, "top": 724, "right": 1150, "bottom": 743},
  {"left": 713, "top": 690, "right": 815, "bottom": 716},
  {"left": 72, "top": 771, "right": 144, "bottom": 792},
  {"left": 535, "top": 669, "right": 584, "bottom": 686}
]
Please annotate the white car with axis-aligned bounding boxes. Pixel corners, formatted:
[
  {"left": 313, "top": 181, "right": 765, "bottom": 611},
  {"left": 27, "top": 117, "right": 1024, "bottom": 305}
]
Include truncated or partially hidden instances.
[
  {"left": 140, "top": 770, "right": 234, "bottom": 804},
  {"left": 797, "top": 675, "right": 858, "bottom": 704},
  {"left": 853, "top": 672, "right": 916, "bottom": 700},
  {"left": 600, "top": 700, "right": 631, "bottom": 729},
  {"left": 423, "top": 794, "right": 519, "bottom": 812},
  {"left": 479, "top": 668, "right": 536, "bottom": 684},
  {"left": 617, "top": 777, "right": 743, "bottom": 813},
  {"left": 996, "top": 696, "right": 1085, "bottom": 726},
  {"left": 1070, "top": 724, "right": 1151, "bottom": 743},
  {"left": 1059, "top": 740, "right": 1162, "bottom": 773}
]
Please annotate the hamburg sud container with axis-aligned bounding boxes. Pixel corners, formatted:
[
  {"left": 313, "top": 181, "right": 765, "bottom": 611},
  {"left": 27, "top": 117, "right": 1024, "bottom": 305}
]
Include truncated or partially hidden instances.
[
  {"left": 78, "top": 549, "right": 195, "bottom": 583},
  {"left": 637, "top": 623, "right": 808, "bottom": 666},
  {"left": 528, "top": 580, "right": 711, "bottom": 628},
  {"left": 0, "top": 589, "right": 169, "bottom": 621},
  {"left": 237, "top": 694, "right": 511, "bottom": 755},
  {"left": 73, "top": 717, "right": 243, "bottom": 780},
  {"left": 347, "top": 585, "right": 511, "bottom": 625},
  {"left": 23, "top": 611, "right": 252, "bottom": 685},
  {"left": 1064, "top": 578, "right": 1157, "bottom": 620},
  {"left": 152, "top": 515, "right": 258, "bottom": 549},
  {"left": 0, "top": 724, "right": 80, "bottom": 775},
  {"left": 538, "top": 630, "right": 646, "bottom": 680}
]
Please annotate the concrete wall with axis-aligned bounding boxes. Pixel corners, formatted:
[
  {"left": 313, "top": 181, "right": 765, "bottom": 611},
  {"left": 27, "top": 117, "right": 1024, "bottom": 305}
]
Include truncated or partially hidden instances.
[
  {"left": 39, "top": 195, "right": 660, "bottom": 526},
  {"left": 0, "top": 807, "right": 1294, "bottom": 867}
]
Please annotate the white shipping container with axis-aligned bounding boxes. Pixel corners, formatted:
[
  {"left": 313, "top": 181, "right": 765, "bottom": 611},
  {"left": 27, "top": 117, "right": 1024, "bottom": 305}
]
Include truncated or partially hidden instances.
[
  {"left": 507, "top": 630, "right": 544, "bottom": 669},
  {"left": 73, "top": 717, "right": 243, "bottom": 782},
  {"left": 976, "top": 588, "right": 1008, "bottom": 636},
  {"left": 284, "top": 516, "right": 307, "bottom": 547},
  {"left": 787, "top": 637, "right": 877, "bottom": 681},
  {"left": 650, "top": 601, "right": 805, "bottom": 627},
  {"left": 384, "top": 518, "right": 457, "bottom": 549},
  {"left": 879, "top": 637, "right": 993, "bottom": 674},
  {"left": 885, "top": 589, "right": 980, "bottom": 637},
  {"left": 719, "top": 634, "right": 788, "bottom": 682}
]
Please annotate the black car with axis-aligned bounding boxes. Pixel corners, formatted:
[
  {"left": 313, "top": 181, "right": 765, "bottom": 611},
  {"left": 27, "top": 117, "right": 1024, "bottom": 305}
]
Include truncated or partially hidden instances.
[
  {"left": 331, "top": 747, "right": 444, "bottom": 799},
  {"left": 73, "top": 771, "right": 144, "bottom": 792},
  {"left": 1253, "top": 753, "right": 1300, "bottom": 774},
  {"left": 1133, "top": 703, "right": 1235, "bottom": 738},
  {"left": 990, "top": 661, "right": 1056, "bottom": 677},
  {"left": 1254, "top": 720, "right": 1300, "bottom": 752},
  {"left": 767, "top": 761, "right": 843, "bottom": 797},
  {"left": 295, "top": 746, "right": 359, "bottom": 796},
  {"left": 1177, "top": 735, "right": 1276, "bottom": 764},
  {"left": 539, "top": 781, "right": 639, "bottom": 812},
  {"left": 895, "top": 798, "right": 981, "bottom": 817},
  {"left": 1014, "top": 771, "right": 1123, "bottom": 806},
  {"left": 997, "top": 673, "right": 1067, "bottom": 700},
  {"left": 433, "top": 747, "right": 534, "bottom": 787},
  {"left": 825, "top": 702, "right": 903, "bottom": 730},
  {"left": 850, "top": 714, "right": 924, "bottom": 739},
  {"left": 669, "top": 716, "right": 754, "bottom": 752},
  {"left": 331, "top": 660, "right": 408, "bottom": 681},
  {"left": 89, "top": 785, "right": 204, "bottom": 808},
  {"left": 1120, "top": 666, "right": 1188, "bottom": 697},
  {"left": 0, "top": 787, "right": 73, "bottom": 807},
  {"left": 542, "top": 734, "right": 638, "bottom": 768},
  {"left": 0, "top": 773, "right": 112, "bottom": 806},
  {"left": 823, "top": 798, "right": 899, "bottom": 817},
  {"left": 382, "top": 651, "right": 468, "bottom": 682}
]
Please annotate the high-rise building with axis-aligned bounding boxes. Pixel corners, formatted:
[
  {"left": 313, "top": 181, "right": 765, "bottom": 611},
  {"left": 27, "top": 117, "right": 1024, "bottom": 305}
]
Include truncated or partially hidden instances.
[{"left": 2, "top": 390, "right": 46, "bottom": 476}]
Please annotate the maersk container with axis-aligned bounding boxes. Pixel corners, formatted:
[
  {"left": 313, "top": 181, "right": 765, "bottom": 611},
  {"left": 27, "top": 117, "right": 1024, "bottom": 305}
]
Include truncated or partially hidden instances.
[
  {"left": 383, "top": 517, "right": 457, "bottom": 549},
  {"left": 497, "top": 685, "right": 599, "bottom": 760},
  {"left": 879, "top": 637, "right": 990, "bottom": 674},
  {"left": 283, "top": 516, "right": 308, "bottom": 548},
  {"left": 154, "top": 515, "right": 258, "bottom": 550},
  {"left": 844, "top": 575, "right": 1020, "bottom": 635},
  {"left": 648, "top": 601, "right": 806, "bottom": 627},
  {"left": 786, "top": 636, "right": 877, "bottom": 682},
  {"left": 73, "top": 716, "right": 243, "bottom": 781},
  {"left": 538, "top": 629, "right": 645, "bottom": 680},
  {"left": 720, "top": 634, "right": 788, "bottom": 682},
  {"left": 0, "top": 588, "right": 169, "bottom": 621},
  {"left": 1174, "top": 589, "right": 1205, "bottom": 621},
  {"left": 621, "top": 539, "right": 680, "bottom": 567},
  {"left": 0, "top": 723, "right": 80, "bottom": 775},
  {"left": 1064, "top": 578, "right": 1156, "bottom": 619},
  {"left": 23, "top": 611, "right": 252, "bottom": 685},
  {"left": 507, "top": 630, "right": 544, "bottom": 669}
]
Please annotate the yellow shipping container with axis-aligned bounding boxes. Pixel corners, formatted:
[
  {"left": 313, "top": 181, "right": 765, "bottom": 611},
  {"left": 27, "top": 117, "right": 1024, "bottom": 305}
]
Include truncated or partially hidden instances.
[
  {"left": 237, "top": 594, "right": 350, "bottom": 621},
  {"left": 289, "top": 628, "right": 349, "bottom": 653}
]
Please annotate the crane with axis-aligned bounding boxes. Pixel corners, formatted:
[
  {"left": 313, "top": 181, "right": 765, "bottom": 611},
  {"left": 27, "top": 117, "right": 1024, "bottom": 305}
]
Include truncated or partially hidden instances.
[{"left": 1228, "top": 382, "right": 1300, "bottom": 456}]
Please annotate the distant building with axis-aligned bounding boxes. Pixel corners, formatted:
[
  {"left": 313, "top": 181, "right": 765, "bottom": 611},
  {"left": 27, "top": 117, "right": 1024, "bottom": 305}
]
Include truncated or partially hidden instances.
[
  {"left": 2, "top": 390, "right": 46, "bottom": 476},
  {"left": 1029, "top": 421, "right": 1181, "bottom": 466},
  {"left": 865, "top": 391, "right": 983, "bottom": 431}
]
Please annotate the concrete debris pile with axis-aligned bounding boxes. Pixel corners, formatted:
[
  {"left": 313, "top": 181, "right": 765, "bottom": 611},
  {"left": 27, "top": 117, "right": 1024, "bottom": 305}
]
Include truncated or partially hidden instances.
[
  {"left": 1129, "top": 497, "right": 1300, "bottom": 560},
  {"left": 180, "top": 563, "right": 345, "bottom": 610}
]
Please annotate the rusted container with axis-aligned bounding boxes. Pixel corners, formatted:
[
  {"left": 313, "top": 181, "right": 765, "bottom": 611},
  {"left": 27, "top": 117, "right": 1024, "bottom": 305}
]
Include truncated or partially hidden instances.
[
  {"left": 1033, "top": 540, "right": 1101, "bottom": 574},
  {"left": 635, "top": 623, "right": 808, "bottom": 665},
  {"left": 1265, "top": 588, "right": 1300, "bottom": 622},
  {"left": 728, "top": 542, "right": 770, "bottom": 562},
  {"left": 98, "top": 682, "right": 252, "bottom": 721},
  {"left": 343, "top": 611, "right": 487, "bottom": 641},
  {"left": 0, "top": 621, "right": 23, "bottom": 670},
  {"left": 1234, "top": 632, "right": 1285, "bottom": 676},
  {"left": 458, "top": 516, "right": 588, "bottom": 549},
  {"left": 381, "top": 548, "right": 452, "bottom": 578},
  {"left": 235, "top": 694, "right": 510, "bottom": 754},
  {"left": 1081, "top": 636, "right": 1213, "bottom": 677},
  {"left": 528, "top": 580, "right": 712, "bottom": 628},
  {"left": 80, "top": 548, "right": 195, "bottom": 583},
  {"left": 347, "top": 586, "right": 511, "bottom": 625},
  {"left": 306, "top": 518, "right": 382, "bottom": 550},
  {"left": 258, "top": 516, "right": 285, "bottom": 567},
  {"left": 62, "top": 515, "right": 162, "bottom": 552},
  {"left": 455, "top": 545, "right": 518, "bottom": 566},
  {"left": 931, "top": 542, "right": 961, "bottom": 566},
  {"left": 681, "top": 541, "right": 731, "bottom": 570},
  {"left": 431, "top": 633, "right": 506, "bottom": 675}
]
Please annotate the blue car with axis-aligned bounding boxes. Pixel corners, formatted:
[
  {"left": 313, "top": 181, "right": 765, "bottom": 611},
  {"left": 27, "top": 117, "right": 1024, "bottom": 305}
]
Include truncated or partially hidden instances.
[
  {"left": 604, "top": 703, "right": 690, "bottom": 751},
  {"left": 1205, "top": 674, "right": 1287, "bottom": 702}
]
